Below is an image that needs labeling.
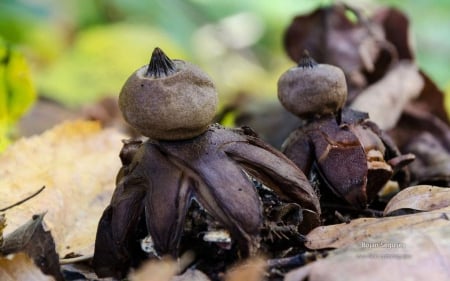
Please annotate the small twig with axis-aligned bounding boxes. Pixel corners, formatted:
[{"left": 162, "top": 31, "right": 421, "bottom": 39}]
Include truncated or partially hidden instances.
[
  {"left": 60, "top": 254, "right": 93, "bottom": 265},
  {"left": 0, "top": 186, "right": 46, "bottom": 212},
  {"left": 334, "top": 210, "right": 351, "bottom": 223},
  {"left": 267, "top": 254, "right": 306, "bottom": 269}
]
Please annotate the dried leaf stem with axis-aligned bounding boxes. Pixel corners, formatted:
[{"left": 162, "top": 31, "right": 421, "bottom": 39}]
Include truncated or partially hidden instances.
[{"left": 0, "top": 186, "right": 46, "bottom": 212}]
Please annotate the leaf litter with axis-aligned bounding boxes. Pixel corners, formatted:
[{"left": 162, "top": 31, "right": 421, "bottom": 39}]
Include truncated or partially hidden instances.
[{"left": 0, "top": 120, "right": 126, "bottom": 260}]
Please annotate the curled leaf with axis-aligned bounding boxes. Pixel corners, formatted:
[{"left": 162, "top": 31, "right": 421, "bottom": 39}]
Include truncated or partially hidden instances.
[
  {"left": 350, "top": 61, "right": 424, "bottom": 130},
  {"left": 0, "top": 213, "right": 63, "bottom": 281},
  {"left": 384, "top": 185, "right": 450, "bottom": 215}
]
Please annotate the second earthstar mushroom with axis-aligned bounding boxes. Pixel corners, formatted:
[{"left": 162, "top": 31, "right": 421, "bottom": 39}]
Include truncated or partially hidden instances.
[{"left": 279, "top": 51, "right": 414, "bottom": 208}]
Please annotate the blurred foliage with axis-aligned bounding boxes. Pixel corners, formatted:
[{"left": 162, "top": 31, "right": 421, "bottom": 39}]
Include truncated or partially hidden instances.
[
  {"left": 0, "top": 0, "right": 448, "bottom": 119},
  {"left": 378, "top": 0, "right": 450, "bottom": 87},
  {"left": 0, "top": 0, "right": 331, "bottom": 108},
  {"left": 37, "top": 24, "right": 185, "bottom": 106},
  {"left": 0, "top": 37, "right": 36, "bottom": 151}
]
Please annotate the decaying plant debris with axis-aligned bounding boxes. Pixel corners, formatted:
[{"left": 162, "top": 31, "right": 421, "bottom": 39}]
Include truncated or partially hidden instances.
[{"left": 0, "top": 213, "right": 63, "bottom": 281}]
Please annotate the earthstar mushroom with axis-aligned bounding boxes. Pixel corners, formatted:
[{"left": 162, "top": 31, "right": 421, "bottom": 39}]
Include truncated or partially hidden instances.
[
  {"left": 279, "top": 51, "right": 414, "bottom": 208},
  {"left": 93, "top": 48, "right": 321, "bottom": 278},
  {"left": 119, "top": 47, "right": 218, "bottom": 140}
]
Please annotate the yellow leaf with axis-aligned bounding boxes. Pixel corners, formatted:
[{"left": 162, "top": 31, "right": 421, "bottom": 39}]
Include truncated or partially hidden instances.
[
  {"left": 37, "top": 24, "right": 185, "bottom": 107},
  {"left": 4, "top": 48, "right": 37, "bottom": 122},
  {"left": 0, "top": 120, "right": 126, "bottom": 259},
  {"left": 0, "top": 37, "right": 37, "bottom": 152}
]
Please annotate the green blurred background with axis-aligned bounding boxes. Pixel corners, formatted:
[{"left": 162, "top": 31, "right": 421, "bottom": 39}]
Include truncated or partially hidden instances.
[{"left": 0, "top": 0, "right": 449, "bottom": 147}]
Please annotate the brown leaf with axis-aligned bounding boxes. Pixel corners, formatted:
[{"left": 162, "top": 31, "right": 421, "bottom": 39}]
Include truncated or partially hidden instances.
[
  {"left": 283, "top": 4, "right": 398, "bottom": 103},
  {"left": 390, "top": 108, "right": 450, "bottom": 152},
  {"left": 283, "top": 8, "right": 329, "bottom": 64},
  {"left": 0, "top": 120, "right": 126, "bottom": 259},
  {"left": 306, "top": 206, "right": 450, "bottom": 249},
  {"left": 384, "top": 185, "right": 450, "bottom": 215},
  {"left": 405, "top": 133, "right": 450, "bottom": 185},
  {"left": 389, "top": 109, "right": 450, "bottom": 186},
  {"left": 350, "top": 61, "right": 424, "bottom": 130},
  {"left": 284, "top": 5, "right": 380, "bottom": 74},
  {"left": 0, "top": 213, "right": 63, "bottom": 281},
  {"left": 286, "top": 226, "right": 450, "bottom": 281},
  {"left": 0, "top": 253, "right": 55, "bottom": 281},
  {"left": 413, "top": 71, "right": 450, "bottom": 125},
  {"left": 372, "top": 8, "right": 413, "bottom": 60}
]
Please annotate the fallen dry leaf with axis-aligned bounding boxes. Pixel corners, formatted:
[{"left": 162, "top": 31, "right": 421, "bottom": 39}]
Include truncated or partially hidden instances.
[
  {"left": 404, "top": 131, "right": 450, "bottom": 185},
  {"left": 306, "top": 206, "right": 450, "bottom": 249},
  {"left": 350, "top": 61, "right": 424, "bottom": 130},
  {"left": 372, "top": 7, "right": 413, "bottom": 60},
  {"left": 1, "top": 213, "right": 63, "bottom": 281},
  {"left": 384, "top": 185, "right": 450, "bottom": 215},
  {"left": 285, "top": 226, "right": 450, "bottom": 281},
  {"left": 0, "top": 120, "right": 126, "bottom": 259},
  {"left": 0, "top": 252, "right": 55, "bottom": 281}
]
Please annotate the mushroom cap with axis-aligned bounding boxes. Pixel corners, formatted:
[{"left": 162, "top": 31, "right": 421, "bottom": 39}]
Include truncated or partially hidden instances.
[
  {"left": 119, "top": 60, "right": 218, "bottom": 140},
  {"left": 277, "top": 64, "right": 347, "bottom": 119}
]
